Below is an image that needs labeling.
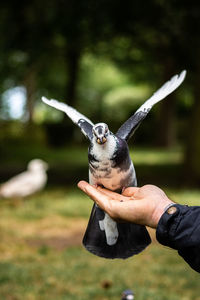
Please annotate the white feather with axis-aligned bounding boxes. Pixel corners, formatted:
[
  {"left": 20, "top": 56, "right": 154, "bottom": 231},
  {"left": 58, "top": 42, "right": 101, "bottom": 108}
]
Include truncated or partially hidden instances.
[
  {"left": 136, "top": 70, "right": 186, "bottom": 113},
  {"left": 100, "top": 213, "right": 119, "bottom": 245},
  {"left": 42, "top": 97, "right": 94, "bottom": 126}
]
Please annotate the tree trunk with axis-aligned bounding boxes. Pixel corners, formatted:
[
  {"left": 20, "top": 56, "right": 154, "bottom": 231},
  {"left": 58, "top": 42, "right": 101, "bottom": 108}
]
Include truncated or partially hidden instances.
[
  {"left": 57, "top": 45, "right": 81, "bottom": 144},
  {"left": 157, "top": 94, "right": 176, "bottom": 147},
  {"left": 65, "top": 45, "right": 81, "bottom": 107},
  {"left": 24, "top": 68, "right": 36, "bottom": 124},
  {"left": 184, "top": 74, "right": 200, "bottom": 185},
  {"left": 156, "top": 60, "right": 177, "bottom": 147}
]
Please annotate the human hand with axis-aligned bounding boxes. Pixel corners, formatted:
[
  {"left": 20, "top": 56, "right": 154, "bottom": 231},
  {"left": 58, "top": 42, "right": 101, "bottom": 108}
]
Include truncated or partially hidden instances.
[{"left": 77, "top": 181, "right": 174, "bottom": 228}]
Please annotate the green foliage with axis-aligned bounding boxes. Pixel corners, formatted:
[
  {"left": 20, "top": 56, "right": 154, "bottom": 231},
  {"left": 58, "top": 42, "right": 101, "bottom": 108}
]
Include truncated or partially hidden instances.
[
  {"left": 77, "top": 54, "right": 130, "bottom": 122},
  {"left": 80, "top": 54, "right": 128, "bottom": 93},
  {"left": 103, "top": 85, "right": 151, "bottom": 123}
]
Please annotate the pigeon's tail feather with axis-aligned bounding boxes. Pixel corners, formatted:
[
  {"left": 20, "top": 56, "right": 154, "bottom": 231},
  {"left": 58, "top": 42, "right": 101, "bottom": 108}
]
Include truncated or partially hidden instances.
[{"left": 83, "top": 204, "right": 151, "bottom": 259}]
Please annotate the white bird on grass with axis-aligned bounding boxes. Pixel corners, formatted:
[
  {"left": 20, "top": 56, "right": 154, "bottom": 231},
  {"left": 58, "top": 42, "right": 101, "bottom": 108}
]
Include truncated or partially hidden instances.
[{"left": 0, "top": 159, "right": 48, "bottom": 198}]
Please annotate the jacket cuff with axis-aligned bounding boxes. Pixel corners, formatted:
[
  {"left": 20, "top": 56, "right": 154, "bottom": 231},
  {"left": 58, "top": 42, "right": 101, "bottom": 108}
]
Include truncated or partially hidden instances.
[
  {"left": 156, "top": 204, "right": 187, "bottom": 249},
  {"left": 156, "top": 204, "right": 200, "bottom": 273}
]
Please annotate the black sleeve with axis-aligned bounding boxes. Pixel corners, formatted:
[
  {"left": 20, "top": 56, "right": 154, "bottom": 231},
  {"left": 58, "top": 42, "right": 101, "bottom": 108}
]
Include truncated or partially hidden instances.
[{"left": 156, "top": 204, "right": 200, "bottom": 273}]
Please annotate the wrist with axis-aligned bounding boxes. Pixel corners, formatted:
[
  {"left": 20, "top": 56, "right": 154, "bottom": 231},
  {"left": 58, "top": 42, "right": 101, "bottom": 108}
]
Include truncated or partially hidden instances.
[{"left": 151, "top": 199, "right": 175, "bottom": 228}]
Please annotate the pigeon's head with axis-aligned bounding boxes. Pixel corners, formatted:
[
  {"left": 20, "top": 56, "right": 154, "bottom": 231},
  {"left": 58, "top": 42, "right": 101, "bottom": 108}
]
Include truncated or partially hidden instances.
[
  {"left": 28, "top": 159, "right": 48, "bottom": 172},
  {"left": 92, "top": 123, "right": 109, "bottom": 145}
]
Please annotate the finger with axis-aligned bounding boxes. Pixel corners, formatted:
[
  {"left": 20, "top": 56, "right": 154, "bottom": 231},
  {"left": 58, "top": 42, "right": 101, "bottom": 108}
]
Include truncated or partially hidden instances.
[
  {"left": 97, "top": 186, "right": 129, "bottom": 201},
  {"left": 77, "top": 180, "right": 92, "bottom": 191},
  {"left": 122, "top": 187, "right": 140, "bottom": 197},
  {"left": 77, "top": 181, "right": 110, "bottom": 209},
  {"left": 78, "top": 181, "right": 128, "bottom": 201}
]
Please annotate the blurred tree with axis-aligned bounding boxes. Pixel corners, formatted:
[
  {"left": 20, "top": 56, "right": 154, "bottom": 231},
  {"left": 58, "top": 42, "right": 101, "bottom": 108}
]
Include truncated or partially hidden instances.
[
  {"left": 0, "top": 0, "right": 56, "bottom": 123},
  {"left": 179, "top": 2, "right": 200, "bottom": 184},
  {"left": 185, "top": 74, "right": 200, "bottom": 185},
  {"left": 102, "top": 1, "right": 184, "bottom": 147},
  {"left": 84, "top": 0, "right": 200, "bottom": 182},
  {"left": 0, "top": 0, "right": 199, "bottom": 183}
]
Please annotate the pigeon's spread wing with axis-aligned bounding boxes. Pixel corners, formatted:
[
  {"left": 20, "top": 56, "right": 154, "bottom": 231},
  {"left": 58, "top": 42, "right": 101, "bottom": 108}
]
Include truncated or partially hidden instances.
[
  {"left": 42, "top": 97, "right": 94, "bottom": 140},
  {"left": 116, "top": 70, "right": 186, "bottom": 141}
]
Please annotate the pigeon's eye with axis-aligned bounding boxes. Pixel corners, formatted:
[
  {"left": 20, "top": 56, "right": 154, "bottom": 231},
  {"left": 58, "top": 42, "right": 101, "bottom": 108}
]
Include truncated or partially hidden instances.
[{"left": 105, "top": 127, "right": 108, "bottom": 133}]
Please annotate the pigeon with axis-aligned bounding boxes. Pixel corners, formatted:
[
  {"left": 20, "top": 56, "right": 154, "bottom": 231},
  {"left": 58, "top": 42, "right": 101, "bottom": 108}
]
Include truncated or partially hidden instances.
[
  {"left": 0, "top": 159, "right": 48, "bottom": 198},
  {"left": 121, "top": 289, "right": 134, "bottom": 300},
  {"left": 42, "top": 70, "right": 186, "bottom": 259}
]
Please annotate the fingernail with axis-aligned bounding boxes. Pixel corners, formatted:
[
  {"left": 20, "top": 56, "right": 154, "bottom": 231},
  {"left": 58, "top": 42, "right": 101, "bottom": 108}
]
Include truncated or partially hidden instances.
[{"left": 77, "top": 181, "right": 85, "bottom": 190}]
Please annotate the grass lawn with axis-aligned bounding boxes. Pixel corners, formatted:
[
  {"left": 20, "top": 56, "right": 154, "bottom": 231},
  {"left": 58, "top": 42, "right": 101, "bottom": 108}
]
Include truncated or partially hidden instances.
[
  {"left": 0, "top": 144, "right": 199, "bottom": 299},
  {"left": 0, "top": 186, "right": 199, "bottom": 300}
]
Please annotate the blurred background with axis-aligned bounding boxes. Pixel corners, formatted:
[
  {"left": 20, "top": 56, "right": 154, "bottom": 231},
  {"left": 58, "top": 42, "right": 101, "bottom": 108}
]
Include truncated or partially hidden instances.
[{"left": 0, "top": 1, "right": 200, "bottom": 299}]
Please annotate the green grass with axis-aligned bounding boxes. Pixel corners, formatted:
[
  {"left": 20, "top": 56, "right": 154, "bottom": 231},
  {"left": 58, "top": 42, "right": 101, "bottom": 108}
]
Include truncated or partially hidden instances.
[
  {"left": 0, "top": 187, "right": 199, "bottom": 300},
  {"left": 0, "top": 144, "right": 199, "bottom": 298}
]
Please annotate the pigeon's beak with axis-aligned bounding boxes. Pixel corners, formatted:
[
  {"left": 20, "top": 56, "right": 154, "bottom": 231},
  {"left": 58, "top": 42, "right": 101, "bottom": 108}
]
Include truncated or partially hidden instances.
[{"left": 97, "top": 137, "right": 107, "bottom": 144}]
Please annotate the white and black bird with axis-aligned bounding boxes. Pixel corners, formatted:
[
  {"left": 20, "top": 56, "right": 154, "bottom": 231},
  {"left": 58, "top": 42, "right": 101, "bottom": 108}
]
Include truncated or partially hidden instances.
[
  {"left": 42, "top": 70, "right": 186, "bottom": 259},
  {"left": 0, "top": 159, "right": 48, "bottom": 198},
  {"left": 121, "top": 289, "right": 134, "bottom": 300}
]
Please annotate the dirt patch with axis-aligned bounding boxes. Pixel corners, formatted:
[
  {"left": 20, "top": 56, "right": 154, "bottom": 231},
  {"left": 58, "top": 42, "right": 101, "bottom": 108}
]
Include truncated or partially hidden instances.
[
  {"left": 26, "top": 229, "right": 84, "bottom": 250},
  {"left": 147, "top": 227, "right": 158, "bottom": 243},
  {"left": 26, "top": 227, "right": 158, "bottom": 251},
  {"left": 24, "top": 217, "right": 87, "bottom": 250}
]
